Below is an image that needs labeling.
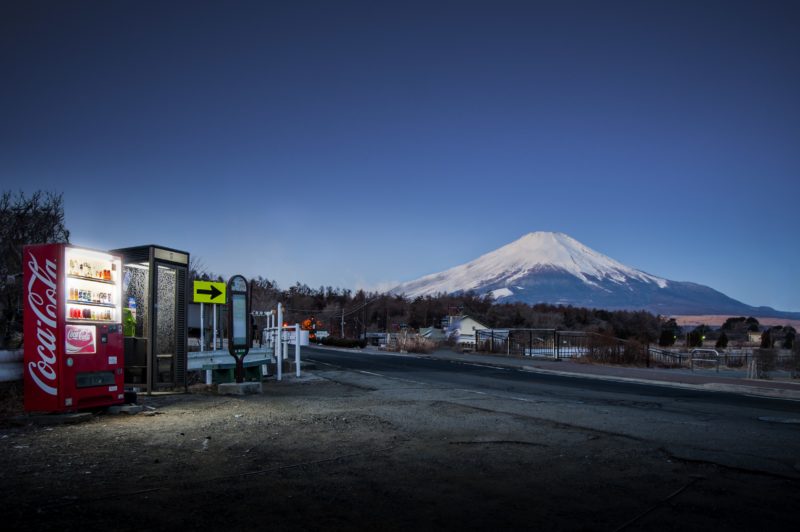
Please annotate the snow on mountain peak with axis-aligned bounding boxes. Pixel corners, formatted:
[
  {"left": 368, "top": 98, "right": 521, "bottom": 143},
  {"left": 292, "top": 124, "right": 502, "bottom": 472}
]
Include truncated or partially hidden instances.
[
  {"left": 472, "top": 231, "right": 667, "bottom": 286},
  {"left": 394, "top": 231, "right": 668, "bottom": 298}
]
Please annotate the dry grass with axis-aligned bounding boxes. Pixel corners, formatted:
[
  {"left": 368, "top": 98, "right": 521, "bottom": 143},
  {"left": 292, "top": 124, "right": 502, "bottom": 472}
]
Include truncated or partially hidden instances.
[
  {"left": 582, "top": 339, "right": 649, "bottom": 366},
  {"left": 672, "top": 315, "right": 800, "bottom": 329},
  {"left": 387, "top": 332, "right": 437, "bottom": 354}
]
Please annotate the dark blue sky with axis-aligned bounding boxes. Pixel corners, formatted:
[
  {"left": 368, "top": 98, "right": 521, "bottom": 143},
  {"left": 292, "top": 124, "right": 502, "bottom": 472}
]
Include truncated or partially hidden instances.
[{"left": 2, "top": 1, "right": 798, "bottom": 311}]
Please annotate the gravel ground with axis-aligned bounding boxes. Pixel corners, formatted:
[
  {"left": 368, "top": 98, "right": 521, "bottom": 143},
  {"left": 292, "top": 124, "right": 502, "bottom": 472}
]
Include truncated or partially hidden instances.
[{"left": 1, "top": 376, "right": 798, "bottom": 531}]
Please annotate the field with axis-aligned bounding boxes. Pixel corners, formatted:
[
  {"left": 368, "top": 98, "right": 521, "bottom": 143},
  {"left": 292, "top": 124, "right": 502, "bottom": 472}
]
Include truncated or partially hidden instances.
[{"left": 672, "top": 315, "right": 800, "bottom": 329}]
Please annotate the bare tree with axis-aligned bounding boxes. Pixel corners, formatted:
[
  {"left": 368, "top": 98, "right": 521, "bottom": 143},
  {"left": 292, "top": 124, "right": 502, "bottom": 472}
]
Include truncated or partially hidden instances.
[
  {"left": 0, "top": 191, "right": 70, "bottom": 346},
  {"left": 188, "top": 255, "right": 210, "bottom": 281}
]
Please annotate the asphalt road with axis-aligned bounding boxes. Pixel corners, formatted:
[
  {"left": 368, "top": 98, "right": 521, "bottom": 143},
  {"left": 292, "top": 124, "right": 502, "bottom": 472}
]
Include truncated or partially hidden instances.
[{"left": 305, "top": 346, "right": 800, "bottom": 479}]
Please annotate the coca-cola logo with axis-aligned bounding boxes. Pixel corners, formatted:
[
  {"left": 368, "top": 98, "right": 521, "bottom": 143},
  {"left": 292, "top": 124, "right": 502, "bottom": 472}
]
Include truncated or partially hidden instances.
[
  {"left": 26, "top": 252, "right": 59, "bottom": 396},
  {"left": 67, "top": 329, "right": 92, "bottom": 342},
  {"left": 66, "top": 325, "right": 96, "bottom": 355}
]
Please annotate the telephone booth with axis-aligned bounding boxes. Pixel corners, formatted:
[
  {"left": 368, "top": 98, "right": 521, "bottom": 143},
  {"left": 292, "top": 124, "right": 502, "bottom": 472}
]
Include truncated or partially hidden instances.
[{"left": 112, "top": 245, "right": 190, "bottom": 393}]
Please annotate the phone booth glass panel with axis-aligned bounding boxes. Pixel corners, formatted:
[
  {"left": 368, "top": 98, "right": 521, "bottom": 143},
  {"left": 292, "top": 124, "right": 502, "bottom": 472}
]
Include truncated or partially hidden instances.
[{"left": 113, "top": 245, "right": 189, "bottom": 393}]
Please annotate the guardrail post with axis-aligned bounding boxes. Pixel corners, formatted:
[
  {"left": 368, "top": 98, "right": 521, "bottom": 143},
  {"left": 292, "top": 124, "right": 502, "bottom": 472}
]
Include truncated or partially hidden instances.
[
  {"left": 295, "top": 323, "right": 301, "bottom": 378},
  {"left": 555, "top": 332, "right": 560, "bottom": 359},
  {"left": 277, "top": 303, "right": 283, "bottom": 381}
]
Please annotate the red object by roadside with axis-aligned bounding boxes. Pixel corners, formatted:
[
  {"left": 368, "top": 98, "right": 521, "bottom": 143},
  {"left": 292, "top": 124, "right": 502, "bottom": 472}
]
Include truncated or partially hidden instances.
[{"left": 23, "top": 243, "right": 125, "bottom": 413}]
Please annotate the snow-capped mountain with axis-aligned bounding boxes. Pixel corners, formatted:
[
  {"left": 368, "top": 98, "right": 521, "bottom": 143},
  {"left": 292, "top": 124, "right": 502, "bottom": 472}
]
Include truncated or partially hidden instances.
[{"left": 392, "top": 232, "right": 799, "bottom": 318}]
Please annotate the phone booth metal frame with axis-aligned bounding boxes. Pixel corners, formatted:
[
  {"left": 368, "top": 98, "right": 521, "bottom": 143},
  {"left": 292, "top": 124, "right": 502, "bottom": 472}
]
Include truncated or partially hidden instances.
[{"left": 112, "top": 245, "right": 190, "bottom": 394}]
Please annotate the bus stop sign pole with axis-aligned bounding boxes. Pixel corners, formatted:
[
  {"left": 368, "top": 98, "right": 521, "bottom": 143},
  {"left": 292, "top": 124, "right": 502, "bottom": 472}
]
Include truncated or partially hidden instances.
[{"left": 226, "top": 275, "right": 251, "bottom": 383}]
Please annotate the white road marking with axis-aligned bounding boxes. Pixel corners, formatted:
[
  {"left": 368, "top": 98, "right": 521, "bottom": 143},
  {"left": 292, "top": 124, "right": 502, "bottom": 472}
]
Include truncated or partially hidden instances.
[
  {"left": 462, "top": 362, "right": 509, "bottom": 371},
  {"left": 357, "top": 370, "right": 384, "bottom": 377},
  {"left": 455, "top": 388, "right": 539, "bottom": 403},
  {"left": 310, "top": 359, "right": 338, "bottom": 368}
]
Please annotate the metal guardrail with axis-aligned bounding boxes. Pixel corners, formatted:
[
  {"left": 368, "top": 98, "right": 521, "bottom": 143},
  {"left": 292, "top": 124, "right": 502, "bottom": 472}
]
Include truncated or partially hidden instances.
[
  {"left": 477, "top": 329, "right": 647, "bottom": 361},
  {"left": 1, "top": 347, "right": 277, "bottom": 382},
  {"left": 476, "top": 331, "right": 798, "bottom": 375},
  {"left": 0, "top": 350, "right": 23, "bottom": 382},
  {"left": 647, "top": 347, "right": 685, "bottom": 367},
  {"left": 690, "top": 349, "right": 720, "bottom": 372}
]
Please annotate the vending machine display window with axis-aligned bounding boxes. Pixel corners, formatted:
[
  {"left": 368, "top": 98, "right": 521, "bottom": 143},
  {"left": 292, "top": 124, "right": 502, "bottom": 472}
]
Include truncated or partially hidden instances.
[{"left": 64, "top": 247, "right": 123, "bottom": 325}]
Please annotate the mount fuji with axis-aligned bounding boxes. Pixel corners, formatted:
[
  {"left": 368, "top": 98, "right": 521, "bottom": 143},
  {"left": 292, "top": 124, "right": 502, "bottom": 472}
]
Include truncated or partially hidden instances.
[{"left": 392, "top": 232, "right": 799, "bottom": 318}]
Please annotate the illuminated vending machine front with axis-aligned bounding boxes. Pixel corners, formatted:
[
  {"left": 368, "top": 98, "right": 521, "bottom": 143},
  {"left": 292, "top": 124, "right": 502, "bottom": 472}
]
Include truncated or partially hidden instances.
[{"left": 23, "top": 243, "right": 125, "bottom": 412}]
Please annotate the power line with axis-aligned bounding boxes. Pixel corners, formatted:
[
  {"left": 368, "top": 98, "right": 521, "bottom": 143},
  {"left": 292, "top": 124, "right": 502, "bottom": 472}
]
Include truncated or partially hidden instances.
[{"left": 285, "top": 295, "right": 382, "bottom": 318}]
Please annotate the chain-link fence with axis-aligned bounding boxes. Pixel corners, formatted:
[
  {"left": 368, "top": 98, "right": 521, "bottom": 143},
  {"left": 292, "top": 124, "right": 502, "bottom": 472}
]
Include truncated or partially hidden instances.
[
  {"left": 476, "top": 329, "right": 648, "bottom": 363},
  {"left": 476, "top": 329, "right": 800, "bottom": 375}
]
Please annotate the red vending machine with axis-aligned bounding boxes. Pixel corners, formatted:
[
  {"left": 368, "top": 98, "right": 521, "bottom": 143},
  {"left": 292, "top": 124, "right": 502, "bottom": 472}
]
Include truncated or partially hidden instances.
[{"left": 23, "top": 243, "right": 125, "bottom": 412}]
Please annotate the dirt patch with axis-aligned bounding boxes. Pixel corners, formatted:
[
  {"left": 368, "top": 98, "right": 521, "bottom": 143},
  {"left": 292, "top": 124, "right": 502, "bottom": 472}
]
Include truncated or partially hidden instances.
[{"left": 1, "top": 376, "right": 797, "bottom": 531}]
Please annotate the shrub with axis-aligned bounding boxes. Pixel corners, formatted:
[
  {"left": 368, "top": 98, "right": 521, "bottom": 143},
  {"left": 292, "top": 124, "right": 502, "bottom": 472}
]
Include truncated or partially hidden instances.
[
  {"left": 320, "top": 337, "right": 367, "bottom": 349},
  {"left": 793, "top": 341, "right": 800, "bottom": 379},
  {"left": 687, "top": 329, "right": 704, "bottom": 348},
  {"left": 584, "top": 336, "right": 648, "bottom": 366},
  {"left": 658, "top": 329, "right": 676, "bottom": 347},
  {"left": 388, "top": 333, "right": 436, "bottom": 354},
  {"left": 755, "top": 348, "right": 777, "bottom": 378},
  {"left": 783, "top": 331, "right": 795, "bottom": 350},
  {"left": 715, "top": 332, "right": 729, "bottom": 349},
  {"left": 760, "top": 330, "right": 773, "bottom": 348}
]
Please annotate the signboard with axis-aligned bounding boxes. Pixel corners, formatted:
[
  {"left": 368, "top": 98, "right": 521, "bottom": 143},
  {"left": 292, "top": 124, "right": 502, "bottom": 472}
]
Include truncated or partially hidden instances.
[
  {"left": 284, "top": 329, "right": 310, "bottom": 346},
  {"left": 65, "top": 324, "right": 97, "bottom": 355},
  {"left": 193, "top": 281, "right": 226, "bottom": 304},
  {"left": 154, "top": 247, "right": 189, "bottom": 265},
  {"left": 232, "top": 296, "right": 247, "bottom": 345},
  {"left": 226, "top": 275, "right": 250, "bottom": 383}
]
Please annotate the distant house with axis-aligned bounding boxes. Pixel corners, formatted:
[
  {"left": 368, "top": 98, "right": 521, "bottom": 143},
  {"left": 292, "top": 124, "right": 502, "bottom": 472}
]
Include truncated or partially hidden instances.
[
  {"left": 748, "top": 330, "right": 762, "bottom": 344},
  {"left": 442, "top": 315, "right": 488, "bottom": 350},
  {"left": 365, "top": 332, "right": 389, "bottom": 347},
  {"left": 419, "top": 327, "right": 446, "bottom": 342}
]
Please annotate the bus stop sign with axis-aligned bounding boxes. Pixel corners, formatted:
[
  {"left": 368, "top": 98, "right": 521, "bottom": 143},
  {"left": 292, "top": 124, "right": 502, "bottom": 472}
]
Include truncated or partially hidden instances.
[{"left": 226, "top": 275, "right": 250, "bottom": 383}]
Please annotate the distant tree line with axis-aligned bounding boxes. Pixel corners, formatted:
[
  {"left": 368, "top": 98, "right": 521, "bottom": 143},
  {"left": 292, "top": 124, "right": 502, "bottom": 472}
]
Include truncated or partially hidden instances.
[
  {"left": 656, "top": 315, "right": 796, "bottom": 349},
  {"left": 188, "top": 260, "right": 666, "bottom": 343}
]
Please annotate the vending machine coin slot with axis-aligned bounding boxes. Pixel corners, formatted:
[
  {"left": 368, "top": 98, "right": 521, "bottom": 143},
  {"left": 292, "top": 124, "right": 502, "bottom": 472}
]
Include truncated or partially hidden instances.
[{"left": 76, "top": 371, "right": 116, "bottom": 388}]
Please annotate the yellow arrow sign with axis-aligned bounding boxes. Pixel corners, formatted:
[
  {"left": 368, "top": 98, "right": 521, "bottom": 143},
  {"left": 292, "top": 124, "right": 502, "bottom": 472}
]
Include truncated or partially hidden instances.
[{"left": 193, "top": 281, "right": 226, "bottom": 304}]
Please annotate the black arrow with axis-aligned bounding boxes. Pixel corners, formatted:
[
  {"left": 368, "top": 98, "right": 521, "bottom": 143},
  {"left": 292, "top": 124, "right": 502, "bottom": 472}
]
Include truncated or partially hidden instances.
[{"left": 197, "top": 285, "right": 222, "bottom": 300}]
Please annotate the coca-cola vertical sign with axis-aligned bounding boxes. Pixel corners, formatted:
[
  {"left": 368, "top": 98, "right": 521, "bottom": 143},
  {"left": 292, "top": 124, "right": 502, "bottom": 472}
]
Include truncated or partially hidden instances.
[{"left": 23, "top": 244, "right": 62, "bottom": 412}]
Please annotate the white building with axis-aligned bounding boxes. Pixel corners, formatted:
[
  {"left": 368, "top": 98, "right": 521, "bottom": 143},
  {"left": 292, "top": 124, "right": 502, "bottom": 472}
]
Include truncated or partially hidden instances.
[{"left": 442, "top": 315, "right": 488, "bottom": 350}]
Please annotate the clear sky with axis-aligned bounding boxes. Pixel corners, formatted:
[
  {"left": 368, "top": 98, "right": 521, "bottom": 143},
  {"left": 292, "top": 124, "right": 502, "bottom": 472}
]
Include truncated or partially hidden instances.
[{"left": 2, "top": 1, "right": 798, "bottom": 312}]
